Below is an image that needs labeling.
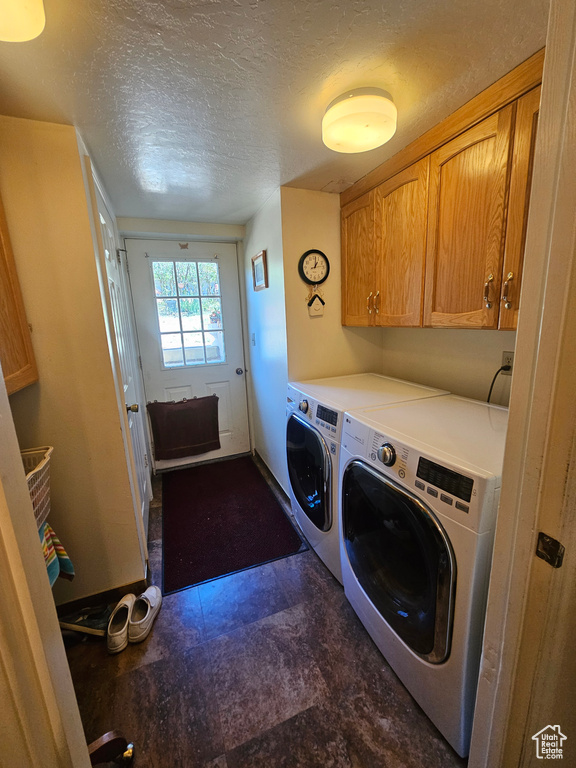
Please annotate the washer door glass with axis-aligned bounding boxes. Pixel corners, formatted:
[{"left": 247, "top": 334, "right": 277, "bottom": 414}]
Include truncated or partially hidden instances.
[
  {"left": 342, "top": 460, "right": 455, "bottom": 663},
  {"left": 286, "top": 413, "right": 331, "bottom": 532}
]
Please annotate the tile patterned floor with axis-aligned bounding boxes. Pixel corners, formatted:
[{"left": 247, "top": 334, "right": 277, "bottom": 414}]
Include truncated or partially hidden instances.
[{"left": 66, "top": 472, "right": 467, "bottom": 768}]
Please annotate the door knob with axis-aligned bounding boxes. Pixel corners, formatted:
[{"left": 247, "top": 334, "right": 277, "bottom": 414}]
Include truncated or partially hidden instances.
[
  {"left": 126, "top": 403, "right": 139, "bottom": 413},
  {"left": 236, "top": 368, "right": 244, "bottom": 375}
]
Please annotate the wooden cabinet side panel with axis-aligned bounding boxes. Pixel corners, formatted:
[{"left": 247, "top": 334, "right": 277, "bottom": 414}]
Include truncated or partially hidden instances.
[
  {"left": 341, "top": 192, "right": 375, "bottom": 326},
  {"left": 499, "top": 86, "right": 541, "bottom": 330},
  {"left": 423, "top": 106, "right": 514, "bottom": 328},
  {"left": 375, "top": 157, "right": 429, "bottom": 326},
  {"left": 0, "top": 195, "right": 38, "bottom": 394}
]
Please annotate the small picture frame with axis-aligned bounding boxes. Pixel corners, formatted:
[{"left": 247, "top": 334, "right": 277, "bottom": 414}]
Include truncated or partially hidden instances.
[{"left": 251, "top": 250, "right": 268, "bottom": 291}]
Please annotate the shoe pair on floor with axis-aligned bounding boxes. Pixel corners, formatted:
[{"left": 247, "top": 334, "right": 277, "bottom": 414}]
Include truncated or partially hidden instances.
[{"left": 107, "top": 586, "right": 162, "bottom": 654}]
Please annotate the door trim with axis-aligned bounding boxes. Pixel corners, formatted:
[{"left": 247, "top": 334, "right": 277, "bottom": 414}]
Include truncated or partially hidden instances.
[
  {"left": 124, "top": 237, "right": 252, "bottom": 471},
  {"left": 469, "top": 2, "right": 576, "bottom": 764}
]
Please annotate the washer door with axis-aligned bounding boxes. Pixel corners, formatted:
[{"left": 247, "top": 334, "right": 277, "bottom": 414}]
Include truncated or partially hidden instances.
[
  {"left": 286, "top": 413, "right": 331, "bottom": 532},
  {"left": 342, "top": 460, "right": 455, "bottom": 663}
]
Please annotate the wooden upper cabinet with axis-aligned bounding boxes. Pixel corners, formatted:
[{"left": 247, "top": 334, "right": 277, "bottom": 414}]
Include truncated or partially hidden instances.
[
  {"left": 423, "top": 105, "right": 514, "bottom": 328},
  {"left": 374, "top": 157, "right": 429, "bottom": 326},
  {"left": 0, "top": 193, "right": 38, "bottom": 395},
  {"left": 341, "top": 190, "right": 376, "bottom": 326},
  {"left": 499, "top": 86, "right": 541, "bottom": 330}
]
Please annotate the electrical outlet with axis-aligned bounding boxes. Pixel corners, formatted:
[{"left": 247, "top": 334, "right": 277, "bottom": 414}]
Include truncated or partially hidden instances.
[{"left": 502, "top": 351, "right": 514, "bottom": 375}]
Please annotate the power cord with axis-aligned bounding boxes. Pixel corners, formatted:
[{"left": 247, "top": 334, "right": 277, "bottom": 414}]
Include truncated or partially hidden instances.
[{"left": 487, "top": 365, "right": 511, "bottom": 403}]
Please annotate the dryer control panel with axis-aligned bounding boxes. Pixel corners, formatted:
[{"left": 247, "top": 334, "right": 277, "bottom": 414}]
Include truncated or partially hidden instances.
[{"left": 342, "top": 414, "right": 499, "bottom": 535}]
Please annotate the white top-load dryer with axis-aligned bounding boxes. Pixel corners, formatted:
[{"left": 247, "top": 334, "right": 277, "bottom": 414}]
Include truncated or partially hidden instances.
[
  {"left": 339, "top": 395, "right": 508, "bottom": 756},
  {"left": 285, "top": 373, "right": 448, "bottom": 583}
]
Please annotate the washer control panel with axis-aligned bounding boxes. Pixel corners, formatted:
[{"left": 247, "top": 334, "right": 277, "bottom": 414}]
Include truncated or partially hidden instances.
[
  {"left": 287, "top": 385, "right": 341, "bottom": 443},
  {"left": 313, "top": 403, "right": 339, "bottom": 441}
]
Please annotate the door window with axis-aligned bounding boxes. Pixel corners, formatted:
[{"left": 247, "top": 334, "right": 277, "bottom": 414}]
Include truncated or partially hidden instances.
[{"left": 151, "top": 259, "right": 225, "bottom": 368}]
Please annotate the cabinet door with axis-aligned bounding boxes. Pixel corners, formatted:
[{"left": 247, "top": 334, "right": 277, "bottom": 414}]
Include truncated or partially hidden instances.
[
  {"left": 341, "top": 190, "right": 376, "bottom": 326},
  {"left": 423, "top": 106, "right": 514, "bottom": 328},
  {"left": 374, "top": 157, "right": 429, "bottom": 326},
  {"left": 0, "top": 193, "right": 38, "bottom": 394},
  {"left": 499, "top": 86, "right": 541, "bottom": 330}
]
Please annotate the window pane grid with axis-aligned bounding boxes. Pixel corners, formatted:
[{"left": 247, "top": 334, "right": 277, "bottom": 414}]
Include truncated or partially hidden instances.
[{"left": 152, "top": 260, "right": 225, "bottom": 368}]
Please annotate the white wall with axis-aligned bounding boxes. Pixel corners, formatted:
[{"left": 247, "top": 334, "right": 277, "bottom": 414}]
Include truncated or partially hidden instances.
[
  {"left": 379, "top": 328, "right": 516, "bottom": 406},
  {"left": 0, "top": 116, "right": 145, "bottom": 603},
  {"left": 281, "top": 187, "right": 385, "bottom": 380},
  {"left": 243, "top": 190, "right": 290, "bottom": 491},
  {"left": 117, "top": 217, "right": 245, "bottom": 242}
]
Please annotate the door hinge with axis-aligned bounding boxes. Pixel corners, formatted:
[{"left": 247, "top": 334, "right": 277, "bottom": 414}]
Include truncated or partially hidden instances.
[
  {"left": 144, "top": 453, "right": 149, "bottom": 468},
  {"left": 138, "top": 356, "right": 143, "bottom": 371},
  {"left": 536, "top": 532, "right": 565, "bottom": 568}
]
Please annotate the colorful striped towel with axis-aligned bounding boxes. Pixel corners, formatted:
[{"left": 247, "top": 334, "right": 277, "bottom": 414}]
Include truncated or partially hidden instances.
[{"left": 38, "top": 522, "right": 75, "bottom": 587}]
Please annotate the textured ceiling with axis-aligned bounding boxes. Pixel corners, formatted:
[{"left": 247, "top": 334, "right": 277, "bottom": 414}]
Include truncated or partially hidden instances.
[{"left": 0, "top": 0, "right": 549, "bottom": 224}]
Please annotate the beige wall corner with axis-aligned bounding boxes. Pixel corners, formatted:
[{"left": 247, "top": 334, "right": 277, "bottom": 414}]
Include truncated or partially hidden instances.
[
  {"left": 0, "top": 116, "right": 144, "bottom": 602},
  {"left": 243, "top": 190, "right": 289, "bottom": 492},
  {"left": 281, "top": 187, "right": 384, "bottom": 381}
]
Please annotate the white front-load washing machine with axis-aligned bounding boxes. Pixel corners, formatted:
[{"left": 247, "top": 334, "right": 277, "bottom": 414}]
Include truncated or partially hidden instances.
[
  {"left": 339, "top": 395, "right": 508, "bottom": 756},
  {"left": 285, "top": 373, "right": 448, "bottom": 583}
]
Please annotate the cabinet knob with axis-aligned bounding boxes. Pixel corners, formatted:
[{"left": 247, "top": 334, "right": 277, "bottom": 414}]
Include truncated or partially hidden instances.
[
  {"left": 374, "top": 290, "right": 380, "bottom": 314},
  {"left": 501, "top": 272, "right": 514, "bottom": 309},
  {"left": 366, "top": 292, "right": 373, "bottom": 314},
  {"left": 483, "top": 274, "right": 494, "bottom": 309}
]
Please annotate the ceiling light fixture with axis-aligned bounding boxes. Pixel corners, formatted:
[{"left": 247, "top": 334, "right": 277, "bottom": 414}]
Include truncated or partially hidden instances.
[
  {"left": 322, "top": 88, "right": 397, "bottom": 153},
  {"left": 0, "top": 0, "right": 45, "bottom": 42}
]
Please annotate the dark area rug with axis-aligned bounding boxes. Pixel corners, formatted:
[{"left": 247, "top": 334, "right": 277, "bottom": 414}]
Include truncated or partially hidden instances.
[{"left": 162, "top": 455, "right": 306, "bottom": 594}]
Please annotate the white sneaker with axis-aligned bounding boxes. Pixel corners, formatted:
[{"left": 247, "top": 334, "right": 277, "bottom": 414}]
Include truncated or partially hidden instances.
[
  {"left": 128, "top": 586, "right": 162, "bottom": 644},
  {"left": 107, "top": 593, "right": 136, "bottom": 654}
]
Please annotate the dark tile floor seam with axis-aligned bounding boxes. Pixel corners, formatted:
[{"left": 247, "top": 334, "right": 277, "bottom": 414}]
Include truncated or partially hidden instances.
[{"left": 66, "top": 473, "right": 467, "bottom": 767}]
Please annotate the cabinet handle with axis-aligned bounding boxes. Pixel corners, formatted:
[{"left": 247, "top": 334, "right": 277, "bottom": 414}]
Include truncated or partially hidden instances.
[
  {"left": 374, "top": 290, "right": 380, "bottom": 314},
  {"left": 484, "top": 274, "right": 494, "bottom": 309},
  {"left": 366, "top": 292, "right": 373, "bottom": 314},
  {"left": 501, "top": 272, "right": 514, "bottom": 309}
]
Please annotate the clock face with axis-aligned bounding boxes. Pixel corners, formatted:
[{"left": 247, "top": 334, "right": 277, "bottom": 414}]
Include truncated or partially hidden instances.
[{"left": 298, "top": 250, "right": 330, "bottom": 285}]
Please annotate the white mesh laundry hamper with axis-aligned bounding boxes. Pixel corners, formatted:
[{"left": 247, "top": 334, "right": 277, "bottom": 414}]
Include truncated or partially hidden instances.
[{"left": 21, "top": 446, "right": 53, "bottom": 529}]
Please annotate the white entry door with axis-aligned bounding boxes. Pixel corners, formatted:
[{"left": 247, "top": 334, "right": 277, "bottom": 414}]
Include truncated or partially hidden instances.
[
  {"left": 84, "top": 159, "right": 151, "bottom": 550},
  {"left": 126, "top": 239, "right": 250, "bottom": 469}
]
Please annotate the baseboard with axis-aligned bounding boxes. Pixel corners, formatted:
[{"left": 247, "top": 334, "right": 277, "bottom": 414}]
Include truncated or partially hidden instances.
[
  {"left": 252, "top": 451, "right": 292, "bottom": 516},
  {"left": 55, "top": 577, "right": 149, "bottom": 616},
  {"left": 154, "top": 450, "right": 252, "bottom": 474}
]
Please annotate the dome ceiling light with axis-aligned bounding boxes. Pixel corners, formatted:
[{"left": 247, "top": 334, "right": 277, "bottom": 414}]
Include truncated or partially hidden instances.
[
  {"left": 0, "top": 0, "right": 45, "bottom": 42},
  {"left": 322, "top": 88, "right": 397, "bottom": 153}
]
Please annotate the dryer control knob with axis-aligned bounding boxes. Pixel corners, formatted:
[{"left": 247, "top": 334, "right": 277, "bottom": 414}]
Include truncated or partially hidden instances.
[
  {"left": 377, "top": 443, "right": 396, "bottom": 466},
  {"left": 298, "top": 399, "right": 309, "bottom": 414}
]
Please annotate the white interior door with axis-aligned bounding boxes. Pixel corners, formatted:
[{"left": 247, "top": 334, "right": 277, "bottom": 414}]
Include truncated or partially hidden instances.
[
  {"left": 126, "top": 238, "right": 250, "bottom": 469},
  {"left": 89, "top": 177, "right": 152, "bottom": 537}
]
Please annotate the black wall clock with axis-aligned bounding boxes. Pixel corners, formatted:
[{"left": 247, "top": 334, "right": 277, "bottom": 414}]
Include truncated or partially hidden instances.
[{"left": 298, "top": 249, "right": 330, "bottom": 285}]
